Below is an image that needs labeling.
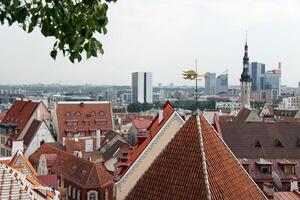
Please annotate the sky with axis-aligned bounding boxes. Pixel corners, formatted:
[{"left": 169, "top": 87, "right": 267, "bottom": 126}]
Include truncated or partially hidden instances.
[{"left": 0, "top": 0, "right": 300, "bottom": 87}]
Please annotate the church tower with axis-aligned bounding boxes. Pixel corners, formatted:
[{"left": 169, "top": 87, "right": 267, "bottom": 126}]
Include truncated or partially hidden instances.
[{"left": 240, "top": 39, "right": 252, "bottom": 108}]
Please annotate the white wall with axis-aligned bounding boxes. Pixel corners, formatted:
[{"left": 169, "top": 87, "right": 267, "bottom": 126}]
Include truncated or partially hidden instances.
[{"left": 25, "top": 122, "right": 55, "bottom": 158}]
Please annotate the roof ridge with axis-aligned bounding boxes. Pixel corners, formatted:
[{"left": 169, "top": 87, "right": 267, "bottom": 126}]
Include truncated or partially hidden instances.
[
  {"left": 196, "top": 113, "right": 211, "bottom": 200},
  {"left": 201, "top": 115, "right": 267, "bottom": 199}
]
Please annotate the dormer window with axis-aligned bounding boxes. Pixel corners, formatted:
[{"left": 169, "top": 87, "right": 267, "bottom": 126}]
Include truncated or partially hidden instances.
[
  {"left": 242, "top": 164, "right": 250, "bottom": 173},
  {"left": 99, "top": 111, "right": 105, "bottom": 116},
  {"left": 274, "top": 139, "right": 284, "bottom": 147},
  {"left": 65, "top": 112, "right": 71, "bottom": 116},
  {"left": 261, "top": 165, "right": 271, "bottom": 174},
  {"left": 284, "top": 165, "right": 295, "bottom": 175},
  {"left": 75, "top": 112, "right": 81, "bottom": 116},
  {"left": 90, "top": 111, "right": 96, "bottom": 116},
  {"left": 255, "top": 140, "right": 262, "bottom": 148}
]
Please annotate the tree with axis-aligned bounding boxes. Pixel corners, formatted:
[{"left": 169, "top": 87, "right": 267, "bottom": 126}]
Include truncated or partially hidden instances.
[
  {"left": 127, "top": 102, "right": 143, "bottom": 113},
  {"left": 0, "top": 0, "right": 116, "bottom": 63}
]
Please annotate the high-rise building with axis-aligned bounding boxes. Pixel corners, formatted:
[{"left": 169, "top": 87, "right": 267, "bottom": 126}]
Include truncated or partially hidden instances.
[
  {"left": 250, "top": 62, "right": 265, "bottom": 91},
  {"left": 205, "top": 72, "right": 216, "bottom": 95},
  {"left": 132, "top": 72, "right": 153, "bottom": 103},
  {"left": 216, "top": 72, "right": 228, "bottom": 94},
  {"left": 298, "top": 82, "right": 300, "bottom": 88},
  {"left": 265, "top": 63, "right": 281, "bottom": 96},
  {"left": 240, "top": 40, "right": 252, "bottom": 108}
]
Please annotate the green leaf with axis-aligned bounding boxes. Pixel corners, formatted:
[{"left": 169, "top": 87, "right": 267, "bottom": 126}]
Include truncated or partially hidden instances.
[{"left": 50, "top": 49, "right": 57, "bottom": 60}]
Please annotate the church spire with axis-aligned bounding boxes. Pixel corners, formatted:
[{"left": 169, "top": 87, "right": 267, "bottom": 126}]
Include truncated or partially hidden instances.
[{"left": 240, "top": 34, "right": 251, "bottom": 83}]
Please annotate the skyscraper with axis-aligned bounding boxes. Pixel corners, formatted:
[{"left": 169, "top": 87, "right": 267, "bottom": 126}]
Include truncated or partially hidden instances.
[
  {"left": 264, "top": 63, "right": 281, "bottom": 97},
  {"left": 205, "top": 72, "right": 216, "bottom": 95},
  {"left": 250, "top": 62, "right": 265, "bottom": 91},
  {"left": 216, "top": 72, "right": 228, "bottom": 94},
  {"left": 240, "top": 40, "right": 252, "bottom": 108},
  {"left": 132, "top": 72, "right": 153, "bottom": 103}
]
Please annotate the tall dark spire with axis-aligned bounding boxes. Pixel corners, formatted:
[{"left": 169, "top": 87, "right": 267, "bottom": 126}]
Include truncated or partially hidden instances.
[{"left": 240, "top": 36, "right": 251, "bottom": 82}]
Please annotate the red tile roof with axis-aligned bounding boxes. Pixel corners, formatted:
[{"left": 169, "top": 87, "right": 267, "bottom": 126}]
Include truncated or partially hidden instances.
[
  {"left": 56, "top": 101, "right": 113, "bottom": 143},
  {"left": 2, "top": 99, "right": 39, "bottom": 133},
  {"left": 125, "top": 114, "right": 266, "bottom": 200},
  {"left": 29, "top": 143, "right": 113, "bottom": 188},
  {"left": 274, "top": 190, "right": 300, "bottom": 200},
  {"left": 37, "top": 174, "right": 59, "bottom": 189},
  {"left": 132, "top": 118, "right": 150, "bottom": 129},
  {"left": 116, "top": 101, "right": 175, "bottom": 179}
]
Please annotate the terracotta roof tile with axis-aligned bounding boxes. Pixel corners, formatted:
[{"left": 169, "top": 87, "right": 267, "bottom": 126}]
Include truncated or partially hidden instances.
[
  {"left": 2, "top": 99, "right": 39, "bottom": 134},
  {"left": 29, "top": 143, "right": 113, "bottom": 188},
  {"left": 125, "top": 115, "right": 266, "bottom": 200}
]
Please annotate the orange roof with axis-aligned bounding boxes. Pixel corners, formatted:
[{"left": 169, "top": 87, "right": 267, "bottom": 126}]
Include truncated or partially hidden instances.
[
  {"left": 30, "top": 143, "right": 113, "bottom": 188},
  {"left": 2, "top": 99, "right": 40, "bottom": 134},
  {"left": 117, "top": 101, "right": 175, "bottom": 178},
  {"left": 9, "top": 150, "right": 37, "bottom": 176},
  {"left": 56, "top": 101, "right": 113, "bottom": 143},
  {"left": 132, "top": 118, "right": 150, "bottom": 129},
  {"left": 125, "top": 114, "right": 267, "bottom": 200}
]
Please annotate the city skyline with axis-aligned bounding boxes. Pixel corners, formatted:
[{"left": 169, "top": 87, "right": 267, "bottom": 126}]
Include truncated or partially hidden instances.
[{"left": 0, "top": 0, "right": 300, "bottom": 87}]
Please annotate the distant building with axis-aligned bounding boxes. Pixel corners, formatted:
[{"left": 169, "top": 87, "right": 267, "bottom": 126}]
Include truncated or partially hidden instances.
[
  {"left": 53, "top": 101, "right": 113, "bottom": 144},
  {"left": 131, "top": 72, "right": 153, "bottom": 103},
  {"left": 281, "top": 96, "right": 300, "bottom": 109},
  {"left": 215, "top": 101, "right": 241, "bottom": 110},
  {"left": 205, "top": 72, "right": 216, "bottom": 95},
  {"left": 265, "top": 66, "right": 281, "bottom": 96},
  {"left": 216, "top": 72, "right": 228, "bottom": 94},
  {"left": 240, "top": 41, "right": 252, "bottom": 108},
  {"left": 298, "top": 82, "right": 300, "bottom": 88},
  {"left": 250, "top": 62, "right": 265, "bottom": 91}
]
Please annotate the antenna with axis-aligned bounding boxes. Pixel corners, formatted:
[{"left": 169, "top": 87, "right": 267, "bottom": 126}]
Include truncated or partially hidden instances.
[{"left": 245, "top": 30, "right": 248, "bottom": 44}]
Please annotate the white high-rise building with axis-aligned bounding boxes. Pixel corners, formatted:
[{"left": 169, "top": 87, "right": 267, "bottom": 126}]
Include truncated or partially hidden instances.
[{"left": 132, "top": 72, "right": 153, "bottom": 103}]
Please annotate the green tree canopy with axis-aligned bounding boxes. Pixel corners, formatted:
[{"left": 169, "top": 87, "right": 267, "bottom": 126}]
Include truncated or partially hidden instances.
[{"left": 0, "top": 0, "right": 116, "bottom": 63}]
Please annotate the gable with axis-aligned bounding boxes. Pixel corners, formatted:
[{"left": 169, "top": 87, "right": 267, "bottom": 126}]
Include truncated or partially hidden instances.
[
  {"left": 246, "top": 111, "right": 262, "bottom": 122},
  {"left": 115, "top": 112, "right": 184, "bottom": 200}
]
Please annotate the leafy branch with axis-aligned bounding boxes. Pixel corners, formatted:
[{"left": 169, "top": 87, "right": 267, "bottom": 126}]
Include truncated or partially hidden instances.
[{"left": 0, "top": 0, "right": 116, "bottom": 63}]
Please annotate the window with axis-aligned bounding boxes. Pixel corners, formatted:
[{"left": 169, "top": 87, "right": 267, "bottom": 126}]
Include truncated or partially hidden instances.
[
  {"left": 1, "top": 137, "right": 5, "bottom": 144},
  {"left": 75, "top": 112, "right": 81, "bottom": 116},
  {"left": 66, "top": 122, "right": 78, "bottom": 126},
  {"left": 1, "top": 148, "right": 5, "bottom": 156},
  {"left": 72, "top": 187, "right": 76, "bottom": 199},
  {"left": 261, "top": 165, "right": 271, "bottom": 174},
  {"left": 274, "top": 139, "right": 284, "bottom": 147},
  {"left": 105, "top": 189, "right": 108, "bottom": 200},
  {"left": 99, "top": 111, "right": 105, "bottom": 116},
  {"left": 84, "top": 121, "right": 90, "bottom": 126},
  {"left": 77, "top": 190, "right": 81, "bottom": 200},
  {"left": 90, "top": 111, "right": 96, "bottom": 116},
  {"left": 87, "top": 190, "right": 98, "bottom": 200},
  {"left": 284, "top": 165, "right": 295, "bottom": 175},
  {"left": 255, "top": 140, "right": 262, "bottom": 148},
  {"left": 65, "top": 112, "right": 71, "bottom": 116},
  {"left": 68, "top": 185, "right": 72, "bottom": 197}
]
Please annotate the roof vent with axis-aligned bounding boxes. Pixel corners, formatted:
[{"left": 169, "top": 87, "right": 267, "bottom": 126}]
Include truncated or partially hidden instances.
[
  {"left": 274, "top": 139, "right": 283, "bottom": 147},
  {"left": 255, "top": 140, "right": 262, "bottom": 148}
]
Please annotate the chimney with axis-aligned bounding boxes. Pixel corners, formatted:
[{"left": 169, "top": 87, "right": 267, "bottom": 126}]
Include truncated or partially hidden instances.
[
  {"left": 62, "top": 137, "right": 66, "bottom": 146},
  {"left": 12, "top": 140, "right": 24, "bottom": 157},
  {"left": 96, "top": 130, "right": 101, "bottom": 150},
  {"left": 290, "top": 178, "right": 298, "bottom": 191},
  {"left": 158, "top": 110, "right": 163, "bottom": 123}
]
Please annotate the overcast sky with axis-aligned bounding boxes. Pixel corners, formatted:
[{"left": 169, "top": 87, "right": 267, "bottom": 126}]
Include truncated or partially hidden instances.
[{"left": 0, "top": 0, "right": 300, "bottom": 87}]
